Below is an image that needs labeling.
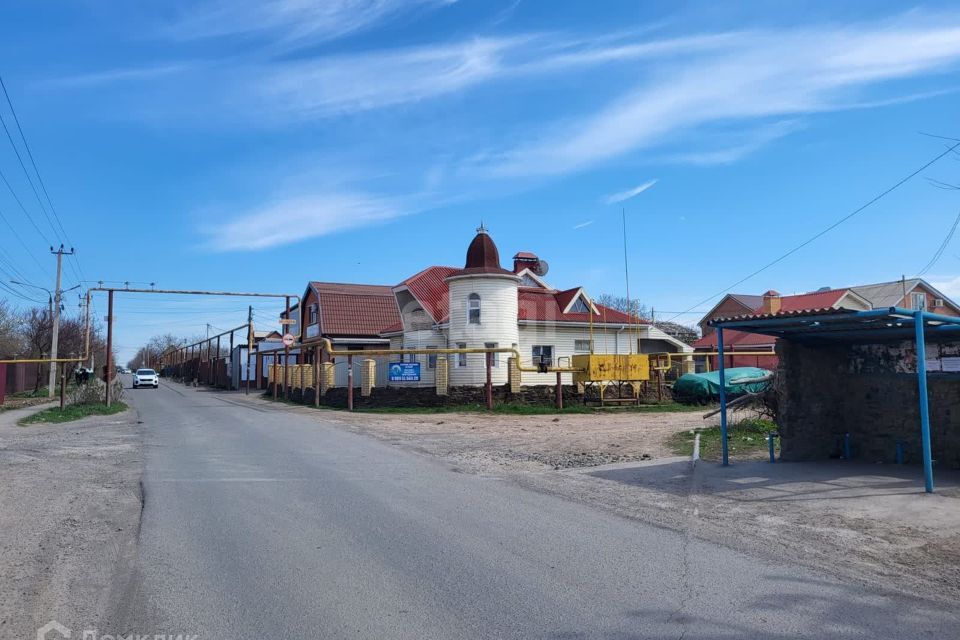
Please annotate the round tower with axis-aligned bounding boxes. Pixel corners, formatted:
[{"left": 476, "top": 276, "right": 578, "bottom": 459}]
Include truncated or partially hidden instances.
[{"left": 446, "top": 226, "right": 520, "bottom": 386}]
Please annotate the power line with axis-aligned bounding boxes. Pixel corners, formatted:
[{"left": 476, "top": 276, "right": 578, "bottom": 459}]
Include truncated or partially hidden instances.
[
  {"left": 0, "top": 104, "right": 61, "bottom": 243},
  {"left": 0, "top": 164, "right": 53, "bottom": 245},
  {"left": 666, "top": 141, "right": 960, "bottom": 323},
  {"left": 916, "top": 209, "right": 960, "bottom": 277},
  {"left": 0, "top": 73, "right": 88, "bottom": 286},
  {"left": 0, "top": 203, "right": 52, "bottom": 278},
  {"left": 0, "top": 74, "right": 72, "bottom": 242}
]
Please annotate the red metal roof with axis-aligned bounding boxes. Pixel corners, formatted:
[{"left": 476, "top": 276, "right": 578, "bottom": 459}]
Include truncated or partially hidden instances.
[
  {"left": 708, "top": 307, "right": 857, "bottom": 324},
  {"left": 777, "top": 289, "right": 850, "bottom": 312},
  {"left": 518, "top": 289, "right": 644, "bottom": 324},
  {"left": 393, "top": 268, "right": 643, "bottom": 327},
  {"left": 400, "top": 266, "right": 459, "bottom": 323},
  {"left": 693, "top": 330, "right": 777, "bottom": 349},
  {"left": 308, "top": 282, "right": 400, "bottom": 338},
  {"left": 554, "top": 287, "right": 580, "bottom": 312}
]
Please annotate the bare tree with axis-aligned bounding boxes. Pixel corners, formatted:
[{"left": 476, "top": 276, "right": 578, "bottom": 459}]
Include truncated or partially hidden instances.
[
  {"left": 0, "top": 300, "right": 22, "bottom": 357},
  {"left": 595, "top": 294, "right": 650, "bottom": 319},
  {"left": 19, "top": 307, "right": 52, "bottom": 391}
]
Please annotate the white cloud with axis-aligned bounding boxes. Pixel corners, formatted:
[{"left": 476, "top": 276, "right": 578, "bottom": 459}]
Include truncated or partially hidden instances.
[
  {"left": 204, "top": 192, "right": 406, "bottom": 251},
  {"left": 481, "top": 19, "right": 960, "bottom": 178},
  {"left": 573, "top": 220, "right": 594, "bottom": 229},
  {"left": 928, "top": 276, "right": 960, "bottom": 299},
  {"left": 258, "top": 37, "right": 519, "bottom": 118},
  {"left": 165, "top": 0, "right": 455, "bottom": 44},
  {"left": 40, "top": 64, "right": 189, "bottom": 89},
  {"left": 604, "top": 179, "right": 657, "bottom": 204}
]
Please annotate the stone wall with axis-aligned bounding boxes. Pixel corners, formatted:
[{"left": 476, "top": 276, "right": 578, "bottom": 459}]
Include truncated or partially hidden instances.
[
  {"left": 776, "top": 338, "right": 960, "bottom": 468},
  {"left": 268, "top": 382, "right": 584, "bottom": 409}
]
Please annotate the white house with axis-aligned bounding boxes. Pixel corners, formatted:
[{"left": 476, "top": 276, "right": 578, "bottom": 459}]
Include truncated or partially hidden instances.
[{"left": 295, "top": 226, "right": 691, "bottom": 388}]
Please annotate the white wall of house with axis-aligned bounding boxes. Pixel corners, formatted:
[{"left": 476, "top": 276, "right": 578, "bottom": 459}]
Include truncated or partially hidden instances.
[{"left": 446, "top": 273, "right": 519, "bottom": 386}]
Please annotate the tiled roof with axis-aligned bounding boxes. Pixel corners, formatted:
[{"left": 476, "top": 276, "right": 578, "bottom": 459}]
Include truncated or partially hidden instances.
[
  {"left": 380, "top": 322, "right": 404, "bottom": 335},
  {"left": 693, "top": 330, "right": 777, "bottom": 349},
  {"left": 400, "top": 266, "right": 459, "bottom": 323},
  {"left": 307, "top": 282, "right": 400, "bottom": 338},
  {"left": 519, "top": 289, "right": 644, "bottom": 324},
  {"left": 729, "top": 294, "right": 764, "bottom": 310},
  {"left": 850, "top": 279, "right": 918, "bottom": 308},
  {"left": 708, "top": 307, "right": 857, "bottom": 325},
  {"left": 778, "top": 289, "right": 850, "bottom": 312},
  {"left": 554, "top": 287, "right": 581, "bottom": 312}
]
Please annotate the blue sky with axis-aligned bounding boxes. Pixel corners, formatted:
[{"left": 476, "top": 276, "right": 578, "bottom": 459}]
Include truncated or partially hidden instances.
[{"left": 1, "top": 1, "right": 960, "bottom": 362}]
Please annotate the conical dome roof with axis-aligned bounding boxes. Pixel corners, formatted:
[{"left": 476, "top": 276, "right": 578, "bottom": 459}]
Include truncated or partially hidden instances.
[{"left": 449, "top": 225, "right": 517, "bottom": 277}]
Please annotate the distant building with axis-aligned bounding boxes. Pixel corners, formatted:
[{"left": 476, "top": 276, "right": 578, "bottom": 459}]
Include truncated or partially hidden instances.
[
  {"left": 292, "top": 226, "right": 692, "bottom": 387},
  {"left": 693, "top": 279, "right": 960, "bottom": 370}
]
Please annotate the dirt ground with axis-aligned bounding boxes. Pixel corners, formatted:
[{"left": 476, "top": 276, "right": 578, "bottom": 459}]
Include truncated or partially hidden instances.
[
  {"left": 0, "top": 404, "right": 143, "bottom": 638},
  {"left": 313, "top": 407, "right": 720, "bottom": 472},
  {"left": 248, "top": 395, "right": 960, "bottom": 604}
]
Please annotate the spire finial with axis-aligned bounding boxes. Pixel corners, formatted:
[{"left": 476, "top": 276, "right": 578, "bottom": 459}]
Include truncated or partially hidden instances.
[{"left": 477, "top": 221, "right": 488, "bottom": 234}]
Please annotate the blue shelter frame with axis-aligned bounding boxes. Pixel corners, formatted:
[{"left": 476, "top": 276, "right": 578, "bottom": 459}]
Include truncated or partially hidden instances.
[{"left": 708, "top": 307, "right": 960, "bottom": 493}]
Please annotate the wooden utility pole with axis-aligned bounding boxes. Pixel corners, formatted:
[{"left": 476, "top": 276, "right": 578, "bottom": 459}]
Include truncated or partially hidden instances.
[{"left": 47, "top": 245, "right": 75, "bottom": 396}]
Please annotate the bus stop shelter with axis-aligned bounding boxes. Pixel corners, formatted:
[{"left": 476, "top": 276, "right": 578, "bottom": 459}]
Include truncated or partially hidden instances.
[{"left": 708, "top": 307, "right": 960, "bottom": 493}]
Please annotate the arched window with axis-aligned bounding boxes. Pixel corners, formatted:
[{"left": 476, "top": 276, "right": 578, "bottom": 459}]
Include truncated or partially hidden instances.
[{"left": 468, "top": 293, "right": 481, "bottom": 324}]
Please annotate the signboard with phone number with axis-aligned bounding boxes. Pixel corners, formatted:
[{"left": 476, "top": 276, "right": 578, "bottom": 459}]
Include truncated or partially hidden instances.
[{"left": 389, "top": 362, "right": 421, "bottom": 382}]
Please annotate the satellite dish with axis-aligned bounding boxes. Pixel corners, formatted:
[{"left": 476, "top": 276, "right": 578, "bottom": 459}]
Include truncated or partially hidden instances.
[{"left": 534, "top": 260, "right": 550, "bottom": 277}]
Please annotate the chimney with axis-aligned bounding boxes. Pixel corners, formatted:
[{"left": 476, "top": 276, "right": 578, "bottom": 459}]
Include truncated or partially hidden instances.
[
  {"left": 762, "top": 290, "right": 781, "bottom": 315},
  {"left": 512, "top": 251, "right": 540, "bottom": 275}
]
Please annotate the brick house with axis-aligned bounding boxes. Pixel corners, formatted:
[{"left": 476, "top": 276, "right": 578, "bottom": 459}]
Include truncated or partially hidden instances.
[{"left": 693, "top": 279, "right": 960, "bottom": 370}]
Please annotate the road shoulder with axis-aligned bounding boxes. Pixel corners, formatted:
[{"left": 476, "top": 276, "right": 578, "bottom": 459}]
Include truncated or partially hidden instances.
[{"left": 0, "top": 406, "right": 143, "bottom": 637}]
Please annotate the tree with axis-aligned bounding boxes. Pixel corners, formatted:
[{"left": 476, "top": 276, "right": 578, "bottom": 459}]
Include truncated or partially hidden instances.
[
  {"left": 596, "top": 293, "right": 699, "bottom": 344},
  {"left": 0, "top": 300, "right": 22, "bottom": 357},
  {"left": 19, "top": 306, "right": 52, "bottom": 391},
  {"left": 595, "top": 294, "right": 650, "bottom": 320}
]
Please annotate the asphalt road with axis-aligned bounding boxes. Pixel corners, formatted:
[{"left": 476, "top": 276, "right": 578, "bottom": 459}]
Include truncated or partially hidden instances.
[{"left": 111, "top": 380, "right": 960, "bottom": 639}]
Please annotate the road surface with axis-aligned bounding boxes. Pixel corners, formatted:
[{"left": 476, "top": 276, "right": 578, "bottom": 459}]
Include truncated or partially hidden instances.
[{"left": 110, "top": 380, "right": 960, "bottom": 639}]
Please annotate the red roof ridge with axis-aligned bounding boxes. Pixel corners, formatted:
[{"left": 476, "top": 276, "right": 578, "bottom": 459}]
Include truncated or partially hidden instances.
[{"left": 398, "top": 265, "right": 458, "bottom": 287}]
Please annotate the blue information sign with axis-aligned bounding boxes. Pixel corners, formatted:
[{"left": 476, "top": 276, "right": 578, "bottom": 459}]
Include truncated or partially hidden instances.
[{"left": 389, "top": 362, "right": 421, "bottom": 382}]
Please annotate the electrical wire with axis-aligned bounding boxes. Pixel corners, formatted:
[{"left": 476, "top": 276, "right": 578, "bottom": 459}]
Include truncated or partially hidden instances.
[
  {"left": 0, "top": 203, "right": 51, "bottom": 277},
  {"left": 666, "top": 141, "right": 960, "bottom": 323},
  {"left": 0, "top": 73, "right": 88, "bottom": 286},
  {"left": 916, "top": 209, "right": 960, "bottom": 277},
  {"left": 0, "top": 74, "right": 72, "bottom": 243}
]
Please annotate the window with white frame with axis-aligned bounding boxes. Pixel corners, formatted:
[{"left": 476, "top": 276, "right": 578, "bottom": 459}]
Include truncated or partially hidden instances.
[
  {"left": 308, "top": 303, "right": 318, "bottom": 325},
  {"left": 574, "top": 339, "right": 593, "bottom": 352},
  {"left": 468, "top": 293, "right": 481, "bottom": 324},
  {"left": 569, "top": 297, "right": 590, "bottom": 313},
  {"left": 485, "top": 342, "right": 499, "bottom": 367},
  {"left": 456, "top": 342, "right": 467, "bottom": 367},
  {"left": 912, "top": 292, "right": 927, "bottom": 310},
  {"left": 532, "top": 345, "right": 553, "bottom": 366}
]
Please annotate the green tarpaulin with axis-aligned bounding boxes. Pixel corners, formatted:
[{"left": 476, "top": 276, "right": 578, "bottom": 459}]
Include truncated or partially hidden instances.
[{"left": 673, "top": 367, "right": 772, "bottom": 402}]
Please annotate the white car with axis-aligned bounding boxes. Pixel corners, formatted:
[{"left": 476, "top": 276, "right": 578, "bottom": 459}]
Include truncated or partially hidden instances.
[{"left": 133, "top": 368, "right": 159, "bottom": 389}]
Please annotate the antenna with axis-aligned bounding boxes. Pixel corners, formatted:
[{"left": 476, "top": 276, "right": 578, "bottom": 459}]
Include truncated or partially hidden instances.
[{"left": 622, "top": 207, "right": 634, "bottom": 354}]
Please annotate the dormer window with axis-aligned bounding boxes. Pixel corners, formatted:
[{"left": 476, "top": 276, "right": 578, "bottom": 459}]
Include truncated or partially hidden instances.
[
  {"left": 520, "top": 274, "right": 539, "bottom": 287},
  {"left": 468, "top": 293, "right": 481, "bottom": 324},
  {"left": 569, "top": 297, "right": 590, "bottom": 313}
]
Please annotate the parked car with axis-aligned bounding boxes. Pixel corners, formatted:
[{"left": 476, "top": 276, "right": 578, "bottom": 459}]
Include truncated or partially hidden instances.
[{"left": 133, "top": 368, "right": 159, "bottom": 389}]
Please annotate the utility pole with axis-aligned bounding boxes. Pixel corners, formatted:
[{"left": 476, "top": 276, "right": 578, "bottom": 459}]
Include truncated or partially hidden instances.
[{"left": 48, "top": 244, "right": 75, "bottom": 397}]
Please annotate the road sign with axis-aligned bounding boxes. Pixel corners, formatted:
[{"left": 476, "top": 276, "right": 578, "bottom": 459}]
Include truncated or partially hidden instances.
[
  {"left": 389, "top": 362, "right": 421, "bottom": 382},
  {"left": 279, "top": 319, "right": 296, "bottom": 325},
  {"left": 282, "top": 333, "right": 295, "bottom": 347}
]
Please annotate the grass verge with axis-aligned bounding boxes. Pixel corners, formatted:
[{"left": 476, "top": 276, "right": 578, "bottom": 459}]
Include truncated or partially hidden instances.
[
  {"left": 19, "top": 402, "right": 128, "bottom": 425},
  {"left": 668, "top": 418, "right": 779, "bottom": 460}
]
